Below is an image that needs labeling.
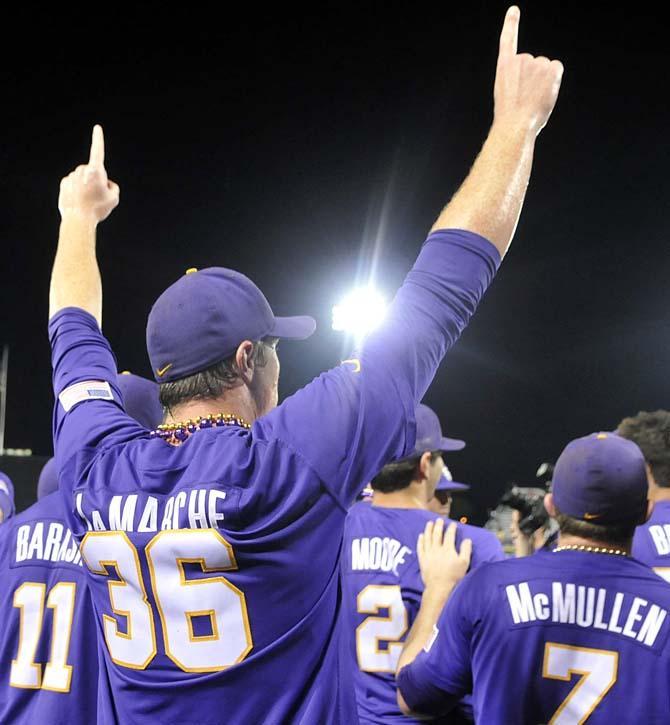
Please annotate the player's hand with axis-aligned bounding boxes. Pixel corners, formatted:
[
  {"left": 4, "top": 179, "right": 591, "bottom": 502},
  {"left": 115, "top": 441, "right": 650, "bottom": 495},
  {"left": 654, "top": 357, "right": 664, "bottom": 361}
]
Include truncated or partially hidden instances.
[
  {"left": 58, "top": 125, "right": 120, "bottom": 222},
  {"left": 417, "top": 519, "right": 472, "bottom": 594},
  {"left": 493, "top": 6, "right": 564, "bottom": 136}
]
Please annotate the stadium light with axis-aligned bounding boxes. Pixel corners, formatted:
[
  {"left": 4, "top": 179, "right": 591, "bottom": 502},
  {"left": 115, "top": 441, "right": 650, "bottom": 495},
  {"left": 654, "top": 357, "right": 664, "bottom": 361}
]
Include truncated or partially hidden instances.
[{"left": 332, "top": 287, "right": 388, "bottom": 338}]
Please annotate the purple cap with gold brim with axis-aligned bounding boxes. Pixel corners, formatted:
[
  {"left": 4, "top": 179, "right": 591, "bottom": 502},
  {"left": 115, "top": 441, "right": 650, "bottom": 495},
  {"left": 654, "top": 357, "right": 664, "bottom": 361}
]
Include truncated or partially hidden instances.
[
  {"left": 436, "top": 465, "right": 470, "bottom": 492},
  {"left": 147, "top": 267, "right": 316, "bottom": 383},
  {"left": 415, "top": 404, "right": 465, "bottom": 453},
  {"left": 552, "top": 432, "right": 648, "bottom": 525}
]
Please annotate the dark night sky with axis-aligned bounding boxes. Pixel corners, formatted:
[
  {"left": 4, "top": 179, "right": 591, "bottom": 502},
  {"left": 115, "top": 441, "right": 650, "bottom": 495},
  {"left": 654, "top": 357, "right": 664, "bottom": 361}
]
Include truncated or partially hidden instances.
[{"left": 1, "top": 3, "right": 669, "bottom": 520}]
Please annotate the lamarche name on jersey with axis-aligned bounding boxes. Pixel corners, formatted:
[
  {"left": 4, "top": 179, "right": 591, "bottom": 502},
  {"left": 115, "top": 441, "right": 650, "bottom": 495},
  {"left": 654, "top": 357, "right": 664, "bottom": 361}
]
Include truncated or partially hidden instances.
[
  {"left": 14, "top": 520, "right": 83, "bottom": 567},
  {"left": 351, "top": 536, "right": 412, "bottom": 576},
  {"left": 74, "top": 488, "right": 230, "bottom": 533},
  {"left": 506, "top": 581, "right": 668, "bottom": 648}
]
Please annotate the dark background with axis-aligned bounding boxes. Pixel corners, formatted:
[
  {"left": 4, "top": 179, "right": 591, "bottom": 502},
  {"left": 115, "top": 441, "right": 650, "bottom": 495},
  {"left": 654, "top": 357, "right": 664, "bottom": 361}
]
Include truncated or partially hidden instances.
[{"left": 1, "top": 3, "right": 668, "bottom": 520}]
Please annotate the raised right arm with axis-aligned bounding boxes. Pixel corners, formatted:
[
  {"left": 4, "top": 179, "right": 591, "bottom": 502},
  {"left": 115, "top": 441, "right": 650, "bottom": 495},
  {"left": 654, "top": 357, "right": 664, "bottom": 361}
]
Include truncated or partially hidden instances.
[
  {"left": 262, "top": 7, "right": 564, "bottom": 505},
  {"left": 431, "top": 5, "right": 563, "bottom": 253}
]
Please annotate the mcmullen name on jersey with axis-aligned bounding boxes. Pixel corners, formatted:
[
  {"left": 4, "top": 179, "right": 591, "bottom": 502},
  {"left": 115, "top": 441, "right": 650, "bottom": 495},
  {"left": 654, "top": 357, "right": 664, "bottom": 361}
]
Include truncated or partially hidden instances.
[
  {"left": 506, "top": 581, "right": 668, "bottom": 648},
  {"left": 74, "top": 488, "right": 228, "bottom": 533},
  {"left": 351, "top": 536, "right": 412, "bottom": 576},
  {"left": 15, "top": 520, "right": 83, "bottom": 567}
]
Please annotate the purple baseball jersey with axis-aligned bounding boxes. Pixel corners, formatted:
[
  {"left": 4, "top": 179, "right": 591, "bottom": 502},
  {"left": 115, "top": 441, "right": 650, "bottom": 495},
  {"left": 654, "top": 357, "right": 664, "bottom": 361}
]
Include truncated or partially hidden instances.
[
  {"left": 0, "top": 492, "right": 98, "bottom": 724},
  {"left": 341, "top": 503, "right": 504, "bottom": 724},
  {"left": 398, "top": 550, "right": 670, "bottom": 723},
  {"left": 633, "top": 501, "right": 670, "bottom": 583},
  {"left": 49, "top": 230, "right": 500, "bottom": 724}
]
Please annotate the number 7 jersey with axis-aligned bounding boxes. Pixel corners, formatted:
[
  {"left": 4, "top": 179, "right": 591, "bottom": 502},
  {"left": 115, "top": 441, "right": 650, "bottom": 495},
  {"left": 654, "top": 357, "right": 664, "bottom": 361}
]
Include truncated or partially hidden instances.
[
  {"left": 0, "top": 492, "right": 98, "bottom": 725},
  {"left": 398, "top": 550, "right": 670, "bottom": 723}
]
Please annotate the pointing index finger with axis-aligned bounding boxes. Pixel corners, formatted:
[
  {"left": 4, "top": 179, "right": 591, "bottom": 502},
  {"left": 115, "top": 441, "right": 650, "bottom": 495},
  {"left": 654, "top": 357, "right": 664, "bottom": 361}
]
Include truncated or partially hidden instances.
[
  {"left": 498, "top": 6, "right": 520, "bottom": 61},
  {"left": 89, "top": 125, "right": 105, "bottom": 167}
]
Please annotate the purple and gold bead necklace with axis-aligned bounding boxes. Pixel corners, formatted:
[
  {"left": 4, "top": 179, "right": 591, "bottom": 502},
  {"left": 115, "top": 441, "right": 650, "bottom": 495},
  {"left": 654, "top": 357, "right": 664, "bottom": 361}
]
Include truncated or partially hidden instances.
[{"left": 150, "top": 413, "right": 251, "bottom": 446}]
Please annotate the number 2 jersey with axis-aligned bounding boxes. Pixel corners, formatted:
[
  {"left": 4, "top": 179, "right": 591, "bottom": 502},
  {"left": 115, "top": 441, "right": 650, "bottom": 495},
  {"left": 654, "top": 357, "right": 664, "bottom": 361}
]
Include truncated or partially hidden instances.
[
  {"left": 398, "top": 549, "right": 670, "bottom": 724},
  {"left": 48, "top": 230, "right": 501, "bottom": 724},
  {"left": 341, "top": 503, "right": 504, "bottom": 724},
  {"left": 0, "top": 492, "right": 98, "bottom": 724}
]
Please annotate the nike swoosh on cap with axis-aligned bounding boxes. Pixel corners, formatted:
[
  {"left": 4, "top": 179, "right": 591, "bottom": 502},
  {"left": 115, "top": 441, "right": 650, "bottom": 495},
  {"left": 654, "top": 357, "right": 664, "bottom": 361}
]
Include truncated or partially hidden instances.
[{"left": 156, "top": 363, "right": 173, "bottom": 377}]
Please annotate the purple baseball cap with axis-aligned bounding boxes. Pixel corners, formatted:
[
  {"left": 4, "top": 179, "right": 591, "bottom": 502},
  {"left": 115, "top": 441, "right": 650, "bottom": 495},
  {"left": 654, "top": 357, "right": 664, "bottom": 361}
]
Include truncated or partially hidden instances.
[
  {"left": 0, "top": 472, "right": 14, "bottom": 519},
  {"left": 414, "top": 404, "right": 465, "bottom": 453},
  {"left": 116, "top": 372, "right": 163, "bottom": 429},
  {"left": 436, "top": 465, "right": 470, "bottom": 492},
  {"left": 146, "top": 267, "right": 316, "bottom": 383},
  {"left": 37, "top": 457, "right": 58, "bottom": 500},
  {"left": 552, "top": 432, "right": 648, "bottom": 525}
]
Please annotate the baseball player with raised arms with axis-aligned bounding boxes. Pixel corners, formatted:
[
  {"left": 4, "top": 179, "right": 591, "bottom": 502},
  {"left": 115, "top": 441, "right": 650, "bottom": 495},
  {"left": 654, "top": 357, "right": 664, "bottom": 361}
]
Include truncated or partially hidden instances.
[
  {"left": 397, "top": 433, "right": 670, "bottom": 722},
  {"left": 0, "top": 372, "right": 162, "bottom": 723},
  {"left": 47, "top": 6, "right": 562, "bottom": 722},
  {"left": 341, "top": 404, "right": 502, "bottom": 723}
]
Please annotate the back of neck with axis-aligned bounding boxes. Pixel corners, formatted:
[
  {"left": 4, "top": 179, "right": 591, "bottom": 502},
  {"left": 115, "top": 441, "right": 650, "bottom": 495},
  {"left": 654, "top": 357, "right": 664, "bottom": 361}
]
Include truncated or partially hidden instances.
[{"left": 372, "top": 484, "right": 430, "bottom": 510}]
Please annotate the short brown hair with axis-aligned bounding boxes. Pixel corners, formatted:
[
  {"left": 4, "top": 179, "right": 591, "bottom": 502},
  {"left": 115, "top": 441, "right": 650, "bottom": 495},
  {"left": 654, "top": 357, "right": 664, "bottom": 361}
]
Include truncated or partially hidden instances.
[
  {"left": 159, "top": 339, "right": 275, "bottom": 417},
  {"left": 617, "top": 410, "right": 670, "bottom": 488},
  {"left": 371, "top": 452, "right": 441, "bottom": 494},
  {"left": 554, "top": 505, "right": 637, "bottom": 550}
]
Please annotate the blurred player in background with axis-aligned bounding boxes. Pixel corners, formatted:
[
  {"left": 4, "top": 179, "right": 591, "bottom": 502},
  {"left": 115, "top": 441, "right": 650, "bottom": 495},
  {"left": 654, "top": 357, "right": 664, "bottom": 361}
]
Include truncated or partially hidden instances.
[
  {"left": 46, "top": 4, "right": 562, "bottom": 722},
  {"left": 0, "top": 472, "right": 14, "bottom": 524},
  {"left": 426, "top": 465, "right": 469, "bottom": 518},
  {"left": 341, "top": 404, "right": 502, "bottom": 723},
  {"left": 397, "top": 433, "right": 670, "bottom": 722},
  {"left": 0, "top": 371, "right": 162, "bottom": 723},
  {"left": 617, "top": 409, "right": 670, "bottom": 581}
]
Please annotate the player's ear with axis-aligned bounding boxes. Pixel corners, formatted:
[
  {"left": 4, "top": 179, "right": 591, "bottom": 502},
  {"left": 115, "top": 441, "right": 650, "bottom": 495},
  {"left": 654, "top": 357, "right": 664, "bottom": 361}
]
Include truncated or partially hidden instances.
[
  {"left": 544, "top": 493, "right": 556, "bottom": 517},
  {"left": 234, "top": 340, "right": 256, "bottom": 384},
  {"left": 418, "top": 451, "right": 432, "bottom": 480}
]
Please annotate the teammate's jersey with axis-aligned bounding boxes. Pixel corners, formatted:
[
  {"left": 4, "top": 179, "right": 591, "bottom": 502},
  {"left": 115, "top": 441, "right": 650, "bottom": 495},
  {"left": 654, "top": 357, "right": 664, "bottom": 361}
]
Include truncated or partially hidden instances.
[
  {"left": 341, "top": 504, "right": 504, "bottom": 724},
  {"left": 398, "top": 550, "right": 670, "bottom": 723},
  {"left": 49, "top": 230, "right": 500, "bottom": 724},
  {"left": 633, "top": 500, "right": 670, "bottom": 583},
  {"left": 0, "top": 493, "right": 98, "bottom": 725}
]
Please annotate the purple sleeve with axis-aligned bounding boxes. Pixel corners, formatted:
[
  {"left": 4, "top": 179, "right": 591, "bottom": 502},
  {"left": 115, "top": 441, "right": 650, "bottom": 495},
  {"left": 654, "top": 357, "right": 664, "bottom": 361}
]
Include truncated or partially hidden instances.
[
  {"left": 397, "top": 577, "right": 475, "bottom": 716},
  {"left": 471, "top": 529, "right": 505, "bottom": 567},
  {"left": 260, "top": 229, "right": 500, "bottom": 508},
  {"left": 49, "top": 308, "right": 146, "bottom": 476}
]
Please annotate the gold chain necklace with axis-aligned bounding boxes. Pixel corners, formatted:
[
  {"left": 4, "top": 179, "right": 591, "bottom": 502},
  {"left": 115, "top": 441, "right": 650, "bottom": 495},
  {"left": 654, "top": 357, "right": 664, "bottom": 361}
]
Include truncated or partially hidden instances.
[
  {"left": 553, "top": 544, "right": 628, "bottom": 557},
  {"left": 151, "top": 413, "right": 251, "bottom": 446}
]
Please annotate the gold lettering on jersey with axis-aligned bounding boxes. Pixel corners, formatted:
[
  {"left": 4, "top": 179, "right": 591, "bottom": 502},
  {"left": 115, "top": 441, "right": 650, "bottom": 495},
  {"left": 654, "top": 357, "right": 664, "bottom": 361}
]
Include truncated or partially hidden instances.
[{"left": 505, "top": 582, "right": 668, "bottom": 648}]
